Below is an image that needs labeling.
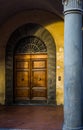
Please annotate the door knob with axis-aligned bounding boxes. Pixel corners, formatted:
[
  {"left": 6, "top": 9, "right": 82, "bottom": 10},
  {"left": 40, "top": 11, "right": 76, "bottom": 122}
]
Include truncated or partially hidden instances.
[
  {"left": 38, "top": 78, "right": 41, "bottom": 81},
  {"left": 22, "top": 78, "right": 24, "bottom": 81}
]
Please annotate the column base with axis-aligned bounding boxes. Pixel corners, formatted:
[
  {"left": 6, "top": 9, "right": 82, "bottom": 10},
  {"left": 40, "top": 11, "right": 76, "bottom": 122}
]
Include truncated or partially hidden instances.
[{"left": 63, "top": 124, "right": 83, "bottom": 130}]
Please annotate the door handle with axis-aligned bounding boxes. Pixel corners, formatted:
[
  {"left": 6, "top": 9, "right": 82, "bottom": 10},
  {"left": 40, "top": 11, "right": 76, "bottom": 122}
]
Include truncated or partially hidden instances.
[
  {"left": 21, "top": 78, "right": 24, "bottom": 81},
  {"left": 38, "top": 78, "right": 41, "bottom": 81}
]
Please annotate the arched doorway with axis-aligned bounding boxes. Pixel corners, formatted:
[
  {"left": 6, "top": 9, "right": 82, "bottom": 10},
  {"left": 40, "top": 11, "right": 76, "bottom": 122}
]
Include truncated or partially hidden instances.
[
  {"left": 14, "top": 36, "right": 47, "bottom": 104},
  {"left": 5, "top": 23, "right": 56, "bottom": 105}
]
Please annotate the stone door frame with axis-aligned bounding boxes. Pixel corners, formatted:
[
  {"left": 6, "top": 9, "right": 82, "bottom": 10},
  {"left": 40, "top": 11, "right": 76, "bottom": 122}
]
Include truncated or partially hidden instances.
[{"left": 5, "top": 23, "right": 56, "bottom": 105}]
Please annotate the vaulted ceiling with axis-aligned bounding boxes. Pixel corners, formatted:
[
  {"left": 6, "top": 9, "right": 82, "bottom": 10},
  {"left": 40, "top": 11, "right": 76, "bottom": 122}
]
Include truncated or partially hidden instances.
[{"left": 0, "top": 0, "right": 63, "bottom": 25}]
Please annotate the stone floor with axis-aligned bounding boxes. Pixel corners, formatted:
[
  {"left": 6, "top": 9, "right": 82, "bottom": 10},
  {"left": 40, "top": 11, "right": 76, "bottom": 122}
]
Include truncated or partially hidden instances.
[{"left": 0, "top": 105, "right": 63, "bottom": 130}]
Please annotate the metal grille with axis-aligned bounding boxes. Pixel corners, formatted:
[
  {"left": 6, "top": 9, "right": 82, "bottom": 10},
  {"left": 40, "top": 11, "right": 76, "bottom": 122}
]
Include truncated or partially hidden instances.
[{"left": 15, "top": 36, "right": 47, "bottom": 54}]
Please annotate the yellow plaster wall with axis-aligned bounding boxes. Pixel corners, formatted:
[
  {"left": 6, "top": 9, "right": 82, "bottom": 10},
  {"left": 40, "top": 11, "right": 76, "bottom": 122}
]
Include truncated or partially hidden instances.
[{"left": 0, "top": 10, "right": 64, "bottom": 105}]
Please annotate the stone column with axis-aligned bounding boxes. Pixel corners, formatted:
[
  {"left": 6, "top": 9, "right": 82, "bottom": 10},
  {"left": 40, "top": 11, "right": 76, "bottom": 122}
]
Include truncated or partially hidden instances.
[{"left": 62, "top": 0, "right": 83, "bottom": 130}]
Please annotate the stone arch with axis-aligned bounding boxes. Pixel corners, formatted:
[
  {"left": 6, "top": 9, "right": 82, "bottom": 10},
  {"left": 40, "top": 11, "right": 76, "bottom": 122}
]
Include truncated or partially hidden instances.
[{"left": 5, "top": 23, "right": 56, "bottom": 105}]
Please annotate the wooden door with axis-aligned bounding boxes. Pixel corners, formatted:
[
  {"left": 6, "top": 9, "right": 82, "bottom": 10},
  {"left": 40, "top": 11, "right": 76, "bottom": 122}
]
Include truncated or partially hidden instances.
[{"left": 14, "top": 54, "right": 47, "bottom": 103}]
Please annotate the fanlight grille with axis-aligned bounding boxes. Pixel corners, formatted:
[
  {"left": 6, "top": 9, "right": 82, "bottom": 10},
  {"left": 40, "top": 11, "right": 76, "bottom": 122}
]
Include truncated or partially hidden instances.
[{"left": 15, "top": 36, "right": 47, "bottom": 54}]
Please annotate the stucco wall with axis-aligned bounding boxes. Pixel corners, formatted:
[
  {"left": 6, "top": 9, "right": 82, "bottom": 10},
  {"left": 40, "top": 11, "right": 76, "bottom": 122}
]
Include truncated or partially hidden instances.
[{"left": 0, "top": 10, "right": 64, "bottom": 105}]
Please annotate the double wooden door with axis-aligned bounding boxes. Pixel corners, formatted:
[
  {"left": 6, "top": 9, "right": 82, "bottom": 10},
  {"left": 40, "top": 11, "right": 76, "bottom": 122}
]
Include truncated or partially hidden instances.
[{"left": 14, "top": 54, "right": 47, "bottom": 103}]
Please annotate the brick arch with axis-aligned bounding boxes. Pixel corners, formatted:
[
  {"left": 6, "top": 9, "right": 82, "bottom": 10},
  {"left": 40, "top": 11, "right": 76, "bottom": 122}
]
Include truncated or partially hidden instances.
[{"left": 5, "top": 23, "right": 56, "bottom": 105}]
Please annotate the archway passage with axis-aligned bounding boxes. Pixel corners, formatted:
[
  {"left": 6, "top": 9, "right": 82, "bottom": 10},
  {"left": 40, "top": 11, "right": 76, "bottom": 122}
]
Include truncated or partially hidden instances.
[
  {"left": 14, "top": 36, "right": 47, "bottom": 104},
  {"left": 6, "top": 23, "right": 56, "bottom": 105}
]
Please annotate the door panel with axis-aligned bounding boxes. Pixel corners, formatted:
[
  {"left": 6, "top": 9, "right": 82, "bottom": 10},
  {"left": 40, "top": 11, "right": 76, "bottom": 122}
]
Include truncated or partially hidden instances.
[
  {"left": 31, "top": 70, "right": 47, "bottom": 100},
  {"left": 16, "top": 61, "right": 29, "bottom": 69},
  {"left": 14, "top": 58, "right": 30, "bottom": 101},
  {"left": 31, "top": 89, "right": 47, "bottom": 100},
  {"left": 16, "top": 71, "right": 29, "bottom": 87},
  {"left": 31, "top": 59, "right": 47, "bottom": 100},
  {"left": 32, "top": 71, "right": 46, "bottom": 87},
  {"left": 14, "top": 54, "right": 47, "bottom": 103},
  {"left": 32, "top": 60, "right": 46, "bottom": 69},
  {"left": 15, "top": 88, "right": 30, "bottom": 100}
]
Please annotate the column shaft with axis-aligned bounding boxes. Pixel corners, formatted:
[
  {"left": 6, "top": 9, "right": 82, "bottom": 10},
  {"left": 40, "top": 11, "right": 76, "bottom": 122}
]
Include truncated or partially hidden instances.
[{"left": 62, "top": 0, "right": 83, "bottom": 130}]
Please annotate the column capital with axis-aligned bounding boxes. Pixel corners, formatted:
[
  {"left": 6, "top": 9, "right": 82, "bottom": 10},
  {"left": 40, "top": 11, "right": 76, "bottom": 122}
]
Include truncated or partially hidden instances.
[{"left": 62, "top": 0, "right": 83, "bottom": 15}]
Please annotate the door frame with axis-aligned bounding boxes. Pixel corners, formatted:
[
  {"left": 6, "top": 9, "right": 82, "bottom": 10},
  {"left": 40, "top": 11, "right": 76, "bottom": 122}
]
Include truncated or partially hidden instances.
[{"left": 5, "top": 23, "right": 56, "bottom": 105}]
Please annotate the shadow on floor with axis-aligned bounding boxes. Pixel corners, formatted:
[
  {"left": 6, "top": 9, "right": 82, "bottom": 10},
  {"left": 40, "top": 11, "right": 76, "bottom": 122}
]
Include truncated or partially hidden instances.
[{"left": 0, "top": 105, "right": 63, "bottom": 130}]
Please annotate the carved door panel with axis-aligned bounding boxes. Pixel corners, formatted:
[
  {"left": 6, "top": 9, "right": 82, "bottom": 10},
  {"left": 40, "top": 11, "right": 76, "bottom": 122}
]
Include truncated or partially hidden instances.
[
  {"left": 14, "top": 54, "right": 47, "bottom": 103},
  {"left": 14, "top": 57, "right": 30, "bottom": 101},
  {"left": 31, "top": 58, "right": 47, "bottom": 101}
]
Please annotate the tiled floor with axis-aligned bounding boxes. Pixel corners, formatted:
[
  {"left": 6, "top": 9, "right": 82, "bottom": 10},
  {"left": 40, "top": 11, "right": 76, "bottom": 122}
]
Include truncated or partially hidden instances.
[{"left": 0, "top": 105, "right": 63, "bottom": 130}]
